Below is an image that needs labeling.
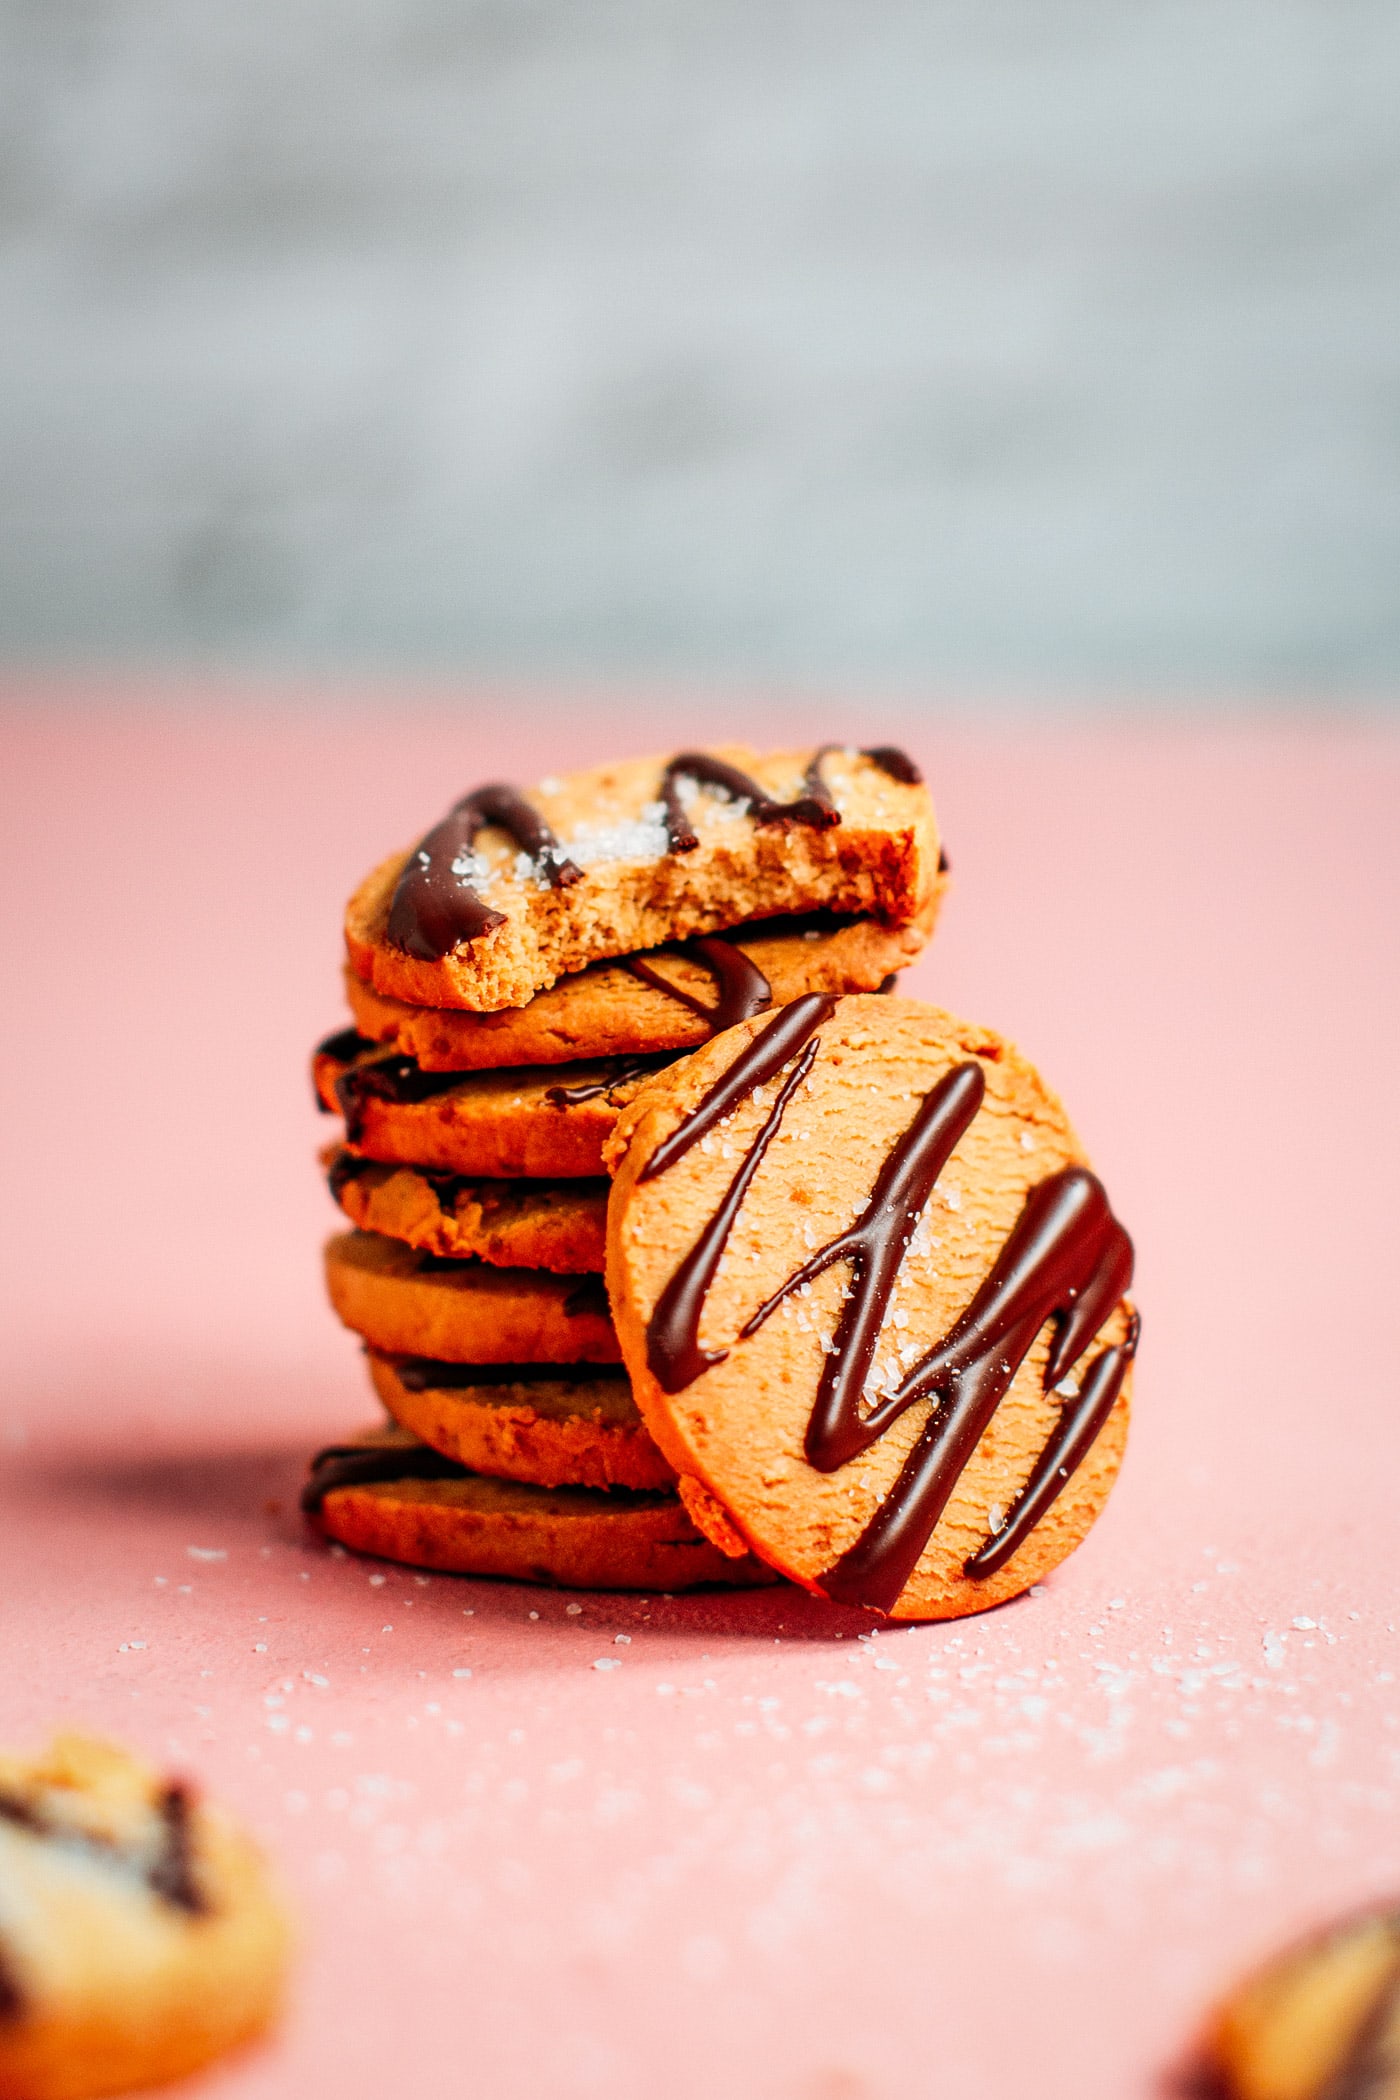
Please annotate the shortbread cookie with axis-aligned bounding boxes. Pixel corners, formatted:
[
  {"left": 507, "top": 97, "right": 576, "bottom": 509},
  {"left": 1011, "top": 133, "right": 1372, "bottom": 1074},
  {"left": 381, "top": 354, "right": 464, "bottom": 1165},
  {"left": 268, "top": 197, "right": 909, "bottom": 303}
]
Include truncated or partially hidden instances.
[
  {"left": 343, "top": 899, "right": 942, "bottom": 1072},
  {"left": 314, "top": 1031, "right": 674, "bottom": 1179},
  {"left": 368, "top": 1350, "right": 674, "bottom": 1491},
  {"left": 325, "top": 1230, "right": 619, "bottom": 1363},
  {"left": 346, "top": 745, "right": 939, "bottom": 1011},
  {"left": 1195, "top": 1901, "right": 1400, "bottom": 2098},
  {"left": 0, "top": 1734, "right": 289, "bottom": 2100},
  {"left": 325, "top": 1149, "right": 606, "bottom": 1273},
  {"left": 302, "top": 1428, "right": 778, "bottom": 1589},
  {"left": 604, "top": 994, "right": 1137, "bottom": 1622}
]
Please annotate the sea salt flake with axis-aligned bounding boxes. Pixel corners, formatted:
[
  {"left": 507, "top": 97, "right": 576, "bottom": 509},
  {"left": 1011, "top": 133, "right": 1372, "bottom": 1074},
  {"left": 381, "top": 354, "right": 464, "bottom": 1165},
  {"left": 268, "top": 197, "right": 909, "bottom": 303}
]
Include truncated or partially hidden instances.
[{"left": 593, "top": 1657, "right": 622, "bottom": 1672}]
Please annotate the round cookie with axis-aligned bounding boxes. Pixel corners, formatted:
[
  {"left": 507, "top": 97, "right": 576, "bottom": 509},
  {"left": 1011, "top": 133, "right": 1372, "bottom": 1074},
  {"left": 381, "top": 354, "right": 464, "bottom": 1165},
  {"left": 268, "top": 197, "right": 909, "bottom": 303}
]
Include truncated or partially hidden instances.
[
  {"left": 369, "top": 1350, "right": 674, "bottom": 1491},
  {"left": 604, "top": 993, "right": 1137, "bottom": 1622},
  {"left": 302, "top": 1429, "right": 778, "bottom": 1590},
  {"left": 324, "top": 1148, "right": 607, "bottom": 1273},
  {"left": 345, "top": 745, "right": 939, "bottom": 1013},
  {"left": 313, "top": 1032, "right": 675, "bottom": 1179},
  {"left": 1195, "top": 1901, "right": 1400, "bottom": 2098},
  {"left": 0, "top": 1734, "right": 289, "bottom": 2100},
  {"left": 324, "top": 1231, "right": 619, "bottom": 1364},
  {"left": 342, "top": 899, "right": 942, "bottom": 1072}
]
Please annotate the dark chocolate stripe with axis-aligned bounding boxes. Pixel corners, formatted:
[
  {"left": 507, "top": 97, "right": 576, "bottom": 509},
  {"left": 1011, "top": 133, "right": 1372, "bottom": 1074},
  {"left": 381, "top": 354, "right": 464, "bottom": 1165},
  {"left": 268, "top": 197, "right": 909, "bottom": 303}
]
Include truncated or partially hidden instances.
[
  {"left": 814, "top": 1166, "right": 1135, "bottom": 1611},
  {"left": 639, "top": 993, "right": 836, "bottom": 1183},
  {"left": 0, "top": 1781, "right": 207, "bottom": 1921},
  {"left": 301, "top": 1443, "right": 468, "bottom": 1514},
  {"left": 646, "top": 1038, "right": 821, "bottom": 1392},
  {"left": 545, "top": 1052, "right": 678, "bottom": 1107},
  {"left": 624, "top": 936, "right": 772, "bottom": 1033},
  {"left": 387, "top": 784, "right": 583, "bottom": 960},
  {"left": 0, "top": 1939, "right": 24, "bottom": 2023},
  {"left": 661, "top": 744, "right": 921, "bottom": 854},
  {"left": 147, "top": 1784, "right": 206, "bottom": 1915},
  {"left": 314, "top": 1027, "right": 375, "bottom": 1112},
  {"left": 331, "top": 1052, "right": 462, "bottom": 1144},
  {"left": 391, "top": 1357, "right": 627, "bottom": 1392},
  {"left": 563, "top": 1274, "right": 610, "bottom": 1319}
]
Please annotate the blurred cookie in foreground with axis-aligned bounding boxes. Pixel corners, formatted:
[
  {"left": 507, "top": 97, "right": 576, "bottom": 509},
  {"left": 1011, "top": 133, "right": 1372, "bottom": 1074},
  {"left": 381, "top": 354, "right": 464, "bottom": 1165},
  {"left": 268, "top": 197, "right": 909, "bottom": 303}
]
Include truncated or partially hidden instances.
[
  {"left": 1189, "top": 1901, "right": 1400, "bottom": 2099},
  {"left": 0, "top": 1733, "right": 290, "bottom": 2100}
]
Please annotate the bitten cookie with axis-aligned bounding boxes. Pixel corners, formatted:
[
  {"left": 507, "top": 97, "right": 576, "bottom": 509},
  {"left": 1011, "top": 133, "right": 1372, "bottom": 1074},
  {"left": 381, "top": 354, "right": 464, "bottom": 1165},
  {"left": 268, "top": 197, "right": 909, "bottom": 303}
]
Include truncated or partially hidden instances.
[
  {"left": 1193, "top": 1901, "right": 1400, "bottom": 2099},
  {"left": 0, "top": 1734, "right": 289, "bottom": 2100},
  {"left": 345, "top": 744, "right": 939, "bottom": 1011},
  {"left": 325, "top": 1149, "right": 607, "bottom": 1273},
  {"left": 605, "top": 994, "right": 1137, "bottom": 1622},
  {"left": 324, "top": 1231, "right": 619, "bottom": 1364},
  {"left": 343, "top": 900, "right": 941, "bottom": 1072},
  {"left": 314, "top": 1031, "right": 674, "bottom": 1179},
  {"left": 369, "top": 1350, "right": 675, "bottom": 1491},
  {"left": 302, "top": 1429, "right": 778, "bottom": 1590}
]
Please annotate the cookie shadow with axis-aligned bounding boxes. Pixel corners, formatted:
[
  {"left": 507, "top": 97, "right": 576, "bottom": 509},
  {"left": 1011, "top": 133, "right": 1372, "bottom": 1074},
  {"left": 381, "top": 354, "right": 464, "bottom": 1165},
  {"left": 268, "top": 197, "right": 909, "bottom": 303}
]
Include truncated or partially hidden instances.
[{"left": 25, "top": 1442, "right": 312, "bottom": 1544}]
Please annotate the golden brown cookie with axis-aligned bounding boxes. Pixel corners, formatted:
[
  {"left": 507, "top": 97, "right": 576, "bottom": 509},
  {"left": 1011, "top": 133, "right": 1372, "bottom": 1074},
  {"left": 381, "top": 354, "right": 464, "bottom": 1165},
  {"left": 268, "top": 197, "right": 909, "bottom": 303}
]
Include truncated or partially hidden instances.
[
  {"left": 604, "top": 993, "right": 1137, "bottom": 1622},
  {"left": 324, "top": 1149, "right": 607, "bottom": 1273},
  {"left": 324, "top": 1230, "right": 619, "bottom": 1364},
  {"left": 301, "top": 1428, "right": 778, "bottom": 1589},
  {"left": 368, "top": 1350, "right": 674, "bottom": 1491},
  {"left": 346, "top": 745, "right": 939, "bottom": 1011},
  {"left": 314, "top": 1031, "right": 674, "bottom": 1179},
  {"left": 1193, "top": 1901, "right": 1400, "bottom": 2098},
  {"left": 343, "top": 899, "right": 942, "bottom": 1072},
  {"left": 0, "top": 1734, "right": 289, "bottom": 2100}
]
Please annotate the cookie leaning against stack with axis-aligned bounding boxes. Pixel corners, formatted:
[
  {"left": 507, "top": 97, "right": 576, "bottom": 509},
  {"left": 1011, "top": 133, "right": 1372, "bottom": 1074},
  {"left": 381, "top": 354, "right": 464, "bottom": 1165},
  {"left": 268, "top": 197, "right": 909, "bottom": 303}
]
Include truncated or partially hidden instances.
[{"left": 308, "top": 743, "right": 944, "bottom": 1590}]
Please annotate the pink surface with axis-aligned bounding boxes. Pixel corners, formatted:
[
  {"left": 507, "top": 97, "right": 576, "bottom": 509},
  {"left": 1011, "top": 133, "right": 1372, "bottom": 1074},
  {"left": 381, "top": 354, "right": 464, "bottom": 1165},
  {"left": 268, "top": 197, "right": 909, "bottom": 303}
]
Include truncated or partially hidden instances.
[{"left": 2, "top": 687, "right": 1399, "bottom": 2099}]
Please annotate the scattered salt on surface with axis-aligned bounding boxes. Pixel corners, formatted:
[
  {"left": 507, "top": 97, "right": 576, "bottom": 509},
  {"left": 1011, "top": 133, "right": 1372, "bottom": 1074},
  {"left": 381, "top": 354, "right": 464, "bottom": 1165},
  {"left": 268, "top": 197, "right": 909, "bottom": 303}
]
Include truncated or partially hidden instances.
[
  {"left": 187, "top": 1547, "right": 226, "bottom": 1562},
  {"left": 565, "top": 1603, "right": 583, "bottom": 1616},
  {"left": 593, "top": 1658, "right": 622, "bottom": 1672}
]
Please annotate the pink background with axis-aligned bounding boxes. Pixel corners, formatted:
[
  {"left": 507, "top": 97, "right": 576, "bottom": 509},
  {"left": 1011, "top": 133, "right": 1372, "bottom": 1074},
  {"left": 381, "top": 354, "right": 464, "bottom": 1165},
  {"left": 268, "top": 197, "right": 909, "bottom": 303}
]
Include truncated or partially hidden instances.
[{"left": 3, "top": 685, "right": 1398, "bottom": 2097}]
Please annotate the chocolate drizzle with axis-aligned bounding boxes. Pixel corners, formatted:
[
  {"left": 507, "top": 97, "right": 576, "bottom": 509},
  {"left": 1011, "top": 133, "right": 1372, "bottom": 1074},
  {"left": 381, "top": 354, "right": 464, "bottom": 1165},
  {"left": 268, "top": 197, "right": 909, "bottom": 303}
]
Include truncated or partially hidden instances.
[
  {"left": 563, "top": 1274, "right": 611, "bottom": 1320},
  {"left": 387, "top": 784, "right": 583, "bottom": 961},
  {"left": 301, "top": 1442, "right": 468, "bottom": 1514},
  {"left": 545, "top": 1053, "right": 675, "bottom": 1108},
  {"left": 0, "top": 1779, "right": 207, "bottom": 1920},
  {"left": 314, "top": 1027, "right": 374, "bottom": 1112},
  {"left": 641, "top": 1030, "right": 1136, "bottom": 1612},
  {"left": 326, "top": 1150, "right": 374, "bottom": 1202},
  {"left": 332, "top": 1052, "right": 462, "bottom": 1144},
  {"left": 647, "top": 1038, "right": 822, "bottom": 1392},
  {"left": 624, "top": 935, "right": 772, "bottom": 1033},
  {"left": 147, "top": 1784, "right": 205, "bottom": 1915},
  {"left": 660, "top": 744, "right": 921, "bottom": 853},
  {"left": 639, "top": 993, "right": 837, "bottom": 1183},
  {"left": 392, "top": 1356, "right": 627, "bottom": 1392},
  {"left": 0, "top": 1941, "right": 23, "bottom": 2023}
]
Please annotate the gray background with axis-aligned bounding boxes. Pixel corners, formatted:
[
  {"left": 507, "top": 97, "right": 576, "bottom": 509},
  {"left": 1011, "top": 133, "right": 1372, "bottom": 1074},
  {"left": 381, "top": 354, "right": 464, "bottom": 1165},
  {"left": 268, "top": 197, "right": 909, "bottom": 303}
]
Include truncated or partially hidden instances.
[{"left": 3, "top": 0, "right": 1398, "bottom": 696}]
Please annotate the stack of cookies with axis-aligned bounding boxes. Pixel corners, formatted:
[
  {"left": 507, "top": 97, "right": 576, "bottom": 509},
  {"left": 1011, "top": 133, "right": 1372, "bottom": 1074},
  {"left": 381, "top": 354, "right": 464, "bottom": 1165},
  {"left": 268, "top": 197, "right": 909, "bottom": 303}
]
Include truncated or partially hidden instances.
[
  {"left": 307, "top": 746, "right": 946, "bottom": 1595},
  {"left": 307, "top": 739, "right": 1140, "bottom": 1621}
]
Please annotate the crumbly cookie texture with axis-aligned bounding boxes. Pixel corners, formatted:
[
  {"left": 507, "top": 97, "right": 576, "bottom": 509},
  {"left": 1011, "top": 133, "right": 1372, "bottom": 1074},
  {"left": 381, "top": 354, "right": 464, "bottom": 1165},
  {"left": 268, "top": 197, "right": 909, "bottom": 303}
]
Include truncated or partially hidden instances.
[
  {"left": 605, "top": 995, "right": 1134, "bottom": 1623},
  {"left": 324, "top": 1230, "right": 619, "bottom": 1364},
  {"left": 0, "top": 1734, "right": 290, "bottom": 2100},
  {"left": 1197, "top": 1902, "right": 1400, "bottom": 2100},
  {"left": 308, "top": 1428, "right": 778, "bottom": 1589},
  {"left": 368, "top": 1350, "right": 674, "bottom": 1492},
  {"left": 314, "top": 1034, "right": 672, "bottom": 1179},
  {"left": 344, "top": 894, "right": 942, "bottom": 1072},
  {"left": 324, "top": 1150, "right": 607, "bottom": 1273},
  {"left": 346, "top": 746, "right": 939, "bottom": 1012}
]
